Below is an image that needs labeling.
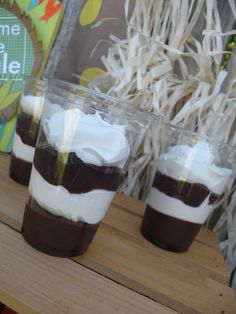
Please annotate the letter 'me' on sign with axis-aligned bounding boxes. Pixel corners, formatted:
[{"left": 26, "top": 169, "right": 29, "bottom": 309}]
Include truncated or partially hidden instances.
[{"left": 0, "top": 6, "right": 34, "bottom": 92}]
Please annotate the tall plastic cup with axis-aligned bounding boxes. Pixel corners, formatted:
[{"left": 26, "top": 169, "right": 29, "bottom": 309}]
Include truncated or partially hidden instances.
[
  {"left": 141, "top": 124, "right": 236, "bottom": 252},
  {"left": 22, "top": 83, "right": 156, "bottom": 257}
]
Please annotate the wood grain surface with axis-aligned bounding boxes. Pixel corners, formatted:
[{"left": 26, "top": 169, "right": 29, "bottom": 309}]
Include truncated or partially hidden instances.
[
  {"left": 0, "top": 222, "right": 177, "bottom": 314},
  {"left": 0, "top": 153, "right": 236, "bottom": 314}
]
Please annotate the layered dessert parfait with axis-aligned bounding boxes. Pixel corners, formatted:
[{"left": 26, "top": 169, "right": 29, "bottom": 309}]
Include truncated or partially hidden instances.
[
  {"left": 22, "top": 107, "right": 130, "bottom": 257},
  {"left": 141, "top": 140, "right": 232, "bottom": 252},
  {"left": 9, "top": 94, "right": 44, "bottom": 185}
]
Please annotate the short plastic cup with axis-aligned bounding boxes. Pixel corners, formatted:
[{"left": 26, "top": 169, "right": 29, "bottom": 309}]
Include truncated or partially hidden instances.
[
  {"left": 141, "top": 124, "right": 236, "bottom": 252},
  {"left": 9, "top": 77, "right": 46, "bottom": 186},
  {"left": 22, "top": 82, "right": 156, "bottom": 257}
]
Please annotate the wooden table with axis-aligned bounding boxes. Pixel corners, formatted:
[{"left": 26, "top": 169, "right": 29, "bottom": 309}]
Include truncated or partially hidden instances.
[{"left": 0, "top": 153, "right": 235, "bottom": 314}]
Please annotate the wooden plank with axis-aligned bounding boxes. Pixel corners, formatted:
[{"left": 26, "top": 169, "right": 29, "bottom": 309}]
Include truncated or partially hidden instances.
[
  {"left": 113, "top": 191, "right": 145, "bottom": 216},
  {"left": 113, "top": 193, "right": 228, "bottom": 282},
  {"left": 0, "top": 154, "right": 25, "bottom": 231},
  {"left": 1, "top": 153, "right": 235, "bottom": 313},
  {"left": 0, "top": 154, "right": 228, "bottom": 284},
  {"left": 0, "top": 290, "right": 37, "bottom": 314},
  {"left": 103, "top": 205, "right": 229, "bottom": 285},
  {"left": 75, "top": 224, "right": 236, "bottom": 314},
  {"left": 113, "top": 192, "right": 220, "bottom": 249},
  {"left": 197, "top": 228, "right": 220, "bottom": 249},
  {"left": 0, "top": 222, "right": 176, "bottom": 314}
]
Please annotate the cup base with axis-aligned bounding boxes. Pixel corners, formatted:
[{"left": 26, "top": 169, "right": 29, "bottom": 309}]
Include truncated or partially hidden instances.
[
  {"left": 9, "top": 154, "right": 32, "bottom": 186},
  {"left": 141, "top": 205, "right": 202, "bottom": 253},
  {"left": 22, "top": 198, "right": 100, "bottom": 257},
  {"left": 22, "top": 228, "right": 89, "bottom": 257},
  {"left": 141, "top": 228, "right": 189, "bottom": 253}
]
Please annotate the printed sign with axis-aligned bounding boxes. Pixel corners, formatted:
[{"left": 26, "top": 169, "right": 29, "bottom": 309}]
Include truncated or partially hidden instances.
[
  {"left": 0, "top": 6, "right": 35, "bottom": 91},
  {"left": 0, "top": 0, "right": 63, "bottom": 152}
]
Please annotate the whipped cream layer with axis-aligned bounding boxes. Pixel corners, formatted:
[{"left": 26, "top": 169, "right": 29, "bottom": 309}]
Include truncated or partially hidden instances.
[
  {"left": 21, "top": 95, "right": 44, "bottom": 121},
  {"left": 29, "top": 166, "right": 115, "bottom": 224},
  {"left": 44, "top": 108, "right": 130, "bottom": 167},
  {"left": 148, "top": 187, "right": 213, "bottom": 224},
  {"left": 158, "top": 140, "right": 232, "bottom": 195},
  {"left": 12, "top": 133, "right": 35, "bottom": 163},
  {"left": 148, "top": 140, "right": 233, "bottom": 224}
]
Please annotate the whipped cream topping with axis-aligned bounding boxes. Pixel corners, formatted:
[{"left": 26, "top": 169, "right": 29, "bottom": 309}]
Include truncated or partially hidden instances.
[
  {"left": 44, "top": 108, "right": 130, "bottom": 167},
  {"left": 158, "top": 140, "right": 232, "bottom": 194},
  {"left": 21, "top": 95, "right": 44, "bottom": 121}
]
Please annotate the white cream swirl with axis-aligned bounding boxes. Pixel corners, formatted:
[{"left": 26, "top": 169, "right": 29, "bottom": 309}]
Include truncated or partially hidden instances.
[
  {"left": 45, "top": 108, "right": 130, "bottom": 167},
  {"left": 158, "top": 140, "right": 232, "bottom": 194},
  {"left": 21, "top": 95, "right": 44, "bottom": 121}
]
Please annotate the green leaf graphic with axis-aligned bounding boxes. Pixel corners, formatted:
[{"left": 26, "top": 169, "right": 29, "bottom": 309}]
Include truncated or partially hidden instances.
[
  {"left": 0, "top": 90, "right": 21, "bottom": 111},
  {"left": 0, "top": 80, "right": 13, "bottom": 105}
]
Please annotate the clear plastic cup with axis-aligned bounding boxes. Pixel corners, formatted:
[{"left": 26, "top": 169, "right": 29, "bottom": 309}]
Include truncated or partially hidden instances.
[
  {"left": 9, "top": 77, "right": 46, "bottom": 186},
  {"left": 22, "top": 83, "right": 157, "bottom": 257},
  {"left": 141, "top": 124, "right": 236, "bottom": 252}
]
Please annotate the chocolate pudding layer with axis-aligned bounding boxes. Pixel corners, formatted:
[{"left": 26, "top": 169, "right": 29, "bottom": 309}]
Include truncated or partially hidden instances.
[
  {"left": 22, "top": 198, "right": 100, "bottom": 257},
  {"left": 10, "top": 112, "right": 40, "bottom": 185},
  {"left": 34, "top": 140, "right": 124, "bottom": 194},
  {"left": 16, "top": 112, "right": 39, "bottom": 147},
  {"left": 141, "top": 205, "right": 201, "bottom": 252},
  {"left": 9, "top": 154, "right": 32, "bottom": 186},
  {"left": 153, "top": 171, "right": 219, "bottom": 206}
]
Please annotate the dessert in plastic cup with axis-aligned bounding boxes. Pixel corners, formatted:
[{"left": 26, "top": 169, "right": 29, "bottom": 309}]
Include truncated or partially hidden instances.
[
  {"left": 22, "top": 83, "right": 156, "bottom": 257},
  {"left": 9, "top": 77, "right": 45, "bottom": 186},
  {"left": 141, "top": 124, "right": 236, "bottom": 252}
]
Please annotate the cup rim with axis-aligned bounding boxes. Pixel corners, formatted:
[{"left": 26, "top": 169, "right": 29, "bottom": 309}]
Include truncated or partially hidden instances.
[
  {"left": 163, "top": 122, "right": 236, "bottom": 152},
  {"left": 45, "top": 90, "right": 154, "bottom": 129},
  {"left": 23, "top": 75, "right": 47, "bottom": 86},
  {"left": 47, "top": 78, "right": 162, "bottom": 122}
]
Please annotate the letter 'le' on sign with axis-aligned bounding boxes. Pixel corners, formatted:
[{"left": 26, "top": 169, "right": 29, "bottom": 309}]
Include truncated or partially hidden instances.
[{"left": 0, "top": 6, "right": 34, "bottom": 79}]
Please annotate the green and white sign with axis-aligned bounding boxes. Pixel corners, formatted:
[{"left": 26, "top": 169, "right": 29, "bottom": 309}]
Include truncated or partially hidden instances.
[
  {"left": 0, "top": 6, "right": 35, "bottom": 92},
  {"left": 0, "top": 0, "right": 63, "bottom": 153}
]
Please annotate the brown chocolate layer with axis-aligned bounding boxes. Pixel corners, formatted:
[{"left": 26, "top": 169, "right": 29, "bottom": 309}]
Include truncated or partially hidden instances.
[
  {"left": 16, "top": 112, "right": 39, "bottom": 147},
  {"left": 22, "top": 198, "right": 100, "bottom": 257},
  {"left": 141, "top": 205, "right": 201, "bottom": 252},
  {"left": 153, "top": 171, "right": 219, "bottom": 207},
  {"left": 0, "top": 303, "right": 5, "bottom": 311},
  {"left": 9, "top": 154, "right": 32, "bottom": 186},
  {"left": 0, "top": 303, "right": 5, "bottom": 313},
  {"left": 34, "top": 140, "right": 124, "bottom": 194}
]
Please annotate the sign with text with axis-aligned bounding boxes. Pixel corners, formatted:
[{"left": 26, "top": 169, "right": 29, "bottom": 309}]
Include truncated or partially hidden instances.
[
  {"left": 0, "top": 6, "right": 34, "bottom": 92},
  {"left": 0, "top": 0, "right": 63, "bottom": 152}
]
